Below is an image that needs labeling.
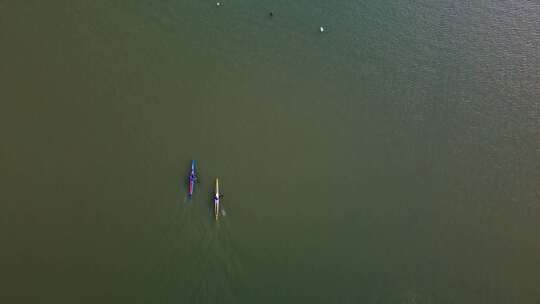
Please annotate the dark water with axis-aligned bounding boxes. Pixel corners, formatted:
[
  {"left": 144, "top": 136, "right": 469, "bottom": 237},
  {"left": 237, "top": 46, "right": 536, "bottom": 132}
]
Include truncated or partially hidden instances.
[{"left": 1, "top": 1, "right": 539, "bottom": 303}]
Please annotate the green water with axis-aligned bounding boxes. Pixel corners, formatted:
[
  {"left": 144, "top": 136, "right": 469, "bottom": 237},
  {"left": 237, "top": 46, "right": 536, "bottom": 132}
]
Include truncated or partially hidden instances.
[{"left": 1, "top": 1, "right": 539, "bottom": 303}]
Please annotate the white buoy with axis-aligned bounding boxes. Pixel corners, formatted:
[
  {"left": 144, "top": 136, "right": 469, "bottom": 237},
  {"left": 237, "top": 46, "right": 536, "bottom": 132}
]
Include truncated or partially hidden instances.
[
  {"left": 216, "top": 2, "right": 220, "bottom": 6},
  {"left": 319, "top": 26, "right": 325, "bottom": 33}
]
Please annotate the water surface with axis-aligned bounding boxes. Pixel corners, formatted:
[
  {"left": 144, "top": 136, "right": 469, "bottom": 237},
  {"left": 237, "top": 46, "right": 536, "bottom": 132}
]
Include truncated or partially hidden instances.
[{"left": 1, "top": 1, "right": 539, "bottom": 303}]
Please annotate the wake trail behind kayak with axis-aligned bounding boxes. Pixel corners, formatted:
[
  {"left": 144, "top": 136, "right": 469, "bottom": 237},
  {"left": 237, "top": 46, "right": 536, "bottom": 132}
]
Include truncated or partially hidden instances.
[{"left": 182, "top": 202, "right": 245, "bottom": 302}]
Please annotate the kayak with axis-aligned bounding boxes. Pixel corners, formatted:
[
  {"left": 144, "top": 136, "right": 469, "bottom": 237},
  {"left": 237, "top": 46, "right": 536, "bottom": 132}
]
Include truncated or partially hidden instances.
[
  {"left": 214, "top": 178, "right": 220, "bottom": 220},
  {"left": 188, "top": 160, "right": 196, "bottom": 196}
]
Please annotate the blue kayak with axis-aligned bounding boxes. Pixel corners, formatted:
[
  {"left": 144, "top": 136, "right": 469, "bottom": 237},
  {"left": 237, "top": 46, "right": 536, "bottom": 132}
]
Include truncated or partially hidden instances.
[{"left": 188, "top": 160, "right": 197, "bottom": 196}]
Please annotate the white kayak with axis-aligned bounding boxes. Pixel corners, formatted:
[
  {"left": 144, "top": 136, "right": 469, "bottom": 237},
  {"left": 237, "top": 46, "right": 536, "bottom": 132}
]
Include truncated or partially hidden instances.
[{"left": 214, "top": 178, "right": 220, "bottom": 220}]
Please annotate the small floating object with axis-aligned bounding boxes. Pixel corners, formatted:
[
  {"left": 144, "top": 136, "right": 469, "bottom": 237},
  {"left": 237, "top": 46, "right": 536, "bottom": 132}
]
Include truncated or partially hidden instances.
[
  {"left": 216, "top": 2, "right": 220, "bottom": 6},
  {"left": 319, "top": 26, "right": 325, "bottom": 33},
  {"left": 269, "top": 12, "right": 274, "bottom": 17}
]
